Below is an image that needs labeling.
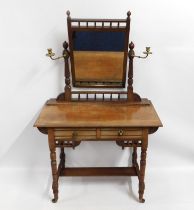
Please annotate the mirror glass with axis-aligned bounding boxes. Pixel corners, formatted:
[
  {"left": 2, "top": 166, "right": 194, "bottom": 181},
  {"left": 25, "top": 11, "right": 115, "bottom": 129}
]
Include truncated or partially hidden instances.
[{"left": 71, "top": 31, "right": 126, "bottom": 87}]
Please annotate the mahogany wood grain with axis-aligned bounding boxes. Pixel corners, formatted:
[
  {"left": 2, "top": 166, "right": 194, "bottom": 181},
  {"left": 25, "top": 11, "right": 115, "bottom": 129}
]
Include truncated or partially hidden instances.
[
  {"left": 34, "top": 100, "right": 162, "bottom": 128},
  {"left": 36, "top": 103, "right": 162, "bottom": 203},
  {"left": 54, "top": 128, "right": 143, "bottom": 141}
]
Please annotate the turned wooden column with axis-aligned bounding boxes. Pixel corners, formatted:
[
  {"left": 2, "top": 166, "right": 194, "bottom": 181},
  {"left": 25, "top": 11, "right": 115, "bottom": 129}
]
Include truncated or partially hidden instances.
[
  {"left": 48, "top": 129, "right": 59, "bottom": 203},
  {"left": 132, "top": 145, "right": 138, "bottom": 167},
  {"left": 59, "top": 147, "right": 65, "bottom": 170},
  {"left": 128, "top": 42, "right": 135, "bottom": 101},
  {"left": 127, "top": 42, "right": 141, "bottom": 102},
  {"left": 139, "top": 129, "right": 148, "bottom": 203},
  {"left": 63, "top": 41, "right": 71, "bottom": 101}
]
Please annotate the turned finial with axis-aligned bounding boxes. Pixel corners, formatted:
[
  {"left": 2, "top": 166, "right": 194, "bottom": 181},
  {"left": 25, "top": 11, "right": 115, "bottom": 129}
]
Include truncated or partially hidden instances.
[
  {"left": 63, "top": 41, "right": 68, "bottom": 50},
  {"left": 127, "top": 11, "right": 131, "bottom": 18},
  {"left": 129, "top": 42, "right": 135, "bottom": 50},
  {"left": 66, "top": 10, "right": 70, "bottom": 18}
]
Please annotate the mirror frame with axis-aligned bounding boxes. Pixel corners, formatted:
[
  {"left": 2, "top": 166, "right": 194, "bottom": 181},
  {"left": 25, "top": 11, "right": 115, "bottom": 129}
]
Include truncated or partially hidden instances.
[{"left": 67, "top": 13, "right": 130, "bottom": 88}]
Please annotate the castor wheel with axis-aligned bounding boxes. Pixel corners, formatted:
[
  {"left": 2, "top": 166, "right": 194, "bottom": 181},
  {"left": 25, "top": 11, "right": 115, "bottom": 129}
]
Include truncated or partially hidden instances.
[
  {"left": 139, "top": 198, "right": 145, "bottom": 203},
  {"left": 52, "top": 198, "right": 58, "bottom": 203}
]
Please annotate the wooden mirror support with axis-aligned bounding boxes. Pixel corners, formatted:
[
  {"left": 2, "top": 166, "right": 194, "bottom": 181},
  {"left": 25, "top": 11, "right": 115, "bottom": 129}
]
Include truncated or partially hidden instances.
[
  {"left": 56, "top": 11, "right": 144, "bottom": 103},
  {"left": 67, "top": 11, "right": 130, "bottom": 88}
]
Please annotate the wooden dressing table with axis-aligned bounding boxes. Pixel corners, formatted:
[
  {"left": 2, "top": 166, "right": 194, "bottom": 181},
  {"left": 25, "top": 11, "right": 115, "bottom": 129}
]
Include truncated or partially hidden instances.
[{"left": 34, "top": 11, "right": 162, "bottom": 203}]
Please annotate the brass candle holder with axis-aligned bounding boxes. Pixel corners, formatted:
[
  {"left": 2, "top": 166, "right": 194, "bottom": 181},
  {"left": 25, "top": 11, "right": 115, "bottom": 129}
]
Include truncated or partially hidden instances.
[
  {"left": 46, "top": 48, "right": 67, "bottom": 60},
  {"left": 133, "top": 47, "right": 152, "bottom": 59}
]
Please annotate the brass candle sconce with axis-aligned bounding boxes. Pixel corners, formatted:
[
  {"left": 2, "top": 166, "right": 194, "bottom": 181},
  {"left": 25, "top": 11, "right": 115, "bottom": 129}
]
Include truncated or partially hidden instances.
[
  {"left": 46, "top": 46, "right": 68, "bottom": 60},
  {"left": 46, "top": 46, "right": 152, "bottom": 60},
  {"left": 133, "top": 47, "right": 152, "bottom": 59}
]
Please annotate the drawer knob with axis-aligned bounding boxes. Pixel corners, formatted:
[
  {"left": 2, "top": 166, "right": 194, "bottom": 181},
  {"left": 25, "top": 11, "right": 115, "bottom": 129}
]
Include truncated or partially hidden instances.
[
  {"left": 72, "top": 131, "right": 78, "bottom": 138},
  {"left": 118, "top": 130, "right": 124, "bottom": 136}
]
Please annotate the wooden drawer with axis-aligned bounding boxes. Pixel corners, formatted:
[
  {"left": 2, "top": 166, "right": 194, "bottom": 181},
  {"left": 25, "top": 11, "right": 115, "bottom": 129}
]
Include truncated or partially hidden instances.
[
  {"left": 100, "top": 128, "right": 142, "bottom": 139},
  {"left": 54, "top": 128, "right": 96, "bottom": 140},
  {"left": 54, "top": 128, "right": 142, "bottom": 141}
]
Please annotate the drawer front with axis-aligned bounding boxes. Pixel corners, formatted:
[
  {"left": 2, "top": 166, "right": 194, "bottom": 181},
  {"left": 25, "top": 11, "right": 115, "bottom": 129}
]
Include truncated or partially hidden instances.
[
  {"left": 100, "top": 128, "right": 142, "bottom": 139},
  {"left": 54, "top": 128, "right": 143, "bottom": 141},
  {"left": 54, "top": 129, "right": 96, "bottom": 140}
]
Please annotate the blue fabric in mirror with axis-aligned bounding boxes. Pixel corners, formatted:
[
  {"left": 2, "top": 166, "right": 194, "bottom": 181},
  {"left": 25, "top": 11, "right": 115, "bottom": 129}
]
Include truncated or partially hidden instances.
[{"left": 73, "top": 31, "right": 125, "bottom": 51}]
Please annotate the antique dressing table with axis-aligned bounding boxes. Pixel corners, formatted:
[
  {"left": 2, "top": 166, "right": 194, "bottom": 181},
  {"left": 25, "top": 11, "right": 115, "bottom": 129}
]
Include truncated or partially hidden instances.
[{"left": 34, "top": 11, "right": 162, "bottom": 203}]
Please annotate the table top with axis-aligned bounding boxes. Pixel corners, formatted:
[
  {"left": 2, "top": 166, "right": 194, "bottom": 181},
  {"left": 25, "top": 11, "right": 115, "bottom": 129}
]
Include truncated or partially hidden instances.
[{"left": 34, "top": 99, "right": 162, "bottom": 128}]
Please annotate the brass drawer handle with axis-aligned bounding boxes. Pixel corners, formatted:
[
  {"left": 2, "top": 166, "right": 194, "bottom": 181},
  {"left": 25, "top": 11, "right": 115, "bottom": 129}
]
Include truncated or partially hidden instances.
[
  {"left": 72, "top": 131, "right": 78, "bottom": 138},
  {"left": 118, "top": 130, "right": 124, "bottom": 136}
]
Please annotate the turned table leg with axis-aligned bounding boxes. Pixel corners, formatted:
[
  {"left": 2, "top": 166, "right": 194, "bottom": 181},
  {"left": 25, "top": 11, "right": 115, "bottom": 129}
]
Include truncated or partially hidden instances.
[
  {"left": 59, "top": 147, "right": 65, "bottom": 170},
  {"left": 132, "top": 145, "right": 137, "bottom": 167},
  {"left": 139, "top": 129, "right": 148, "bottom": 203},
  {"left": 48, "top": 129, "right": 58, "bottom": 203}
]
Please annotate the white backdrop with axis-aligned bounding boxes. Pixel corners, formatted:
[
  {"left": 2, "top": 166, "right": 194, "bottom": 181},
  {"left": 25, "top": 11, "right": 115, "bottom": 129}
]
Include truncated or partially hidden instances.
[{"left": 0, "top": 0, "right": 194, "bottom": 209}]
